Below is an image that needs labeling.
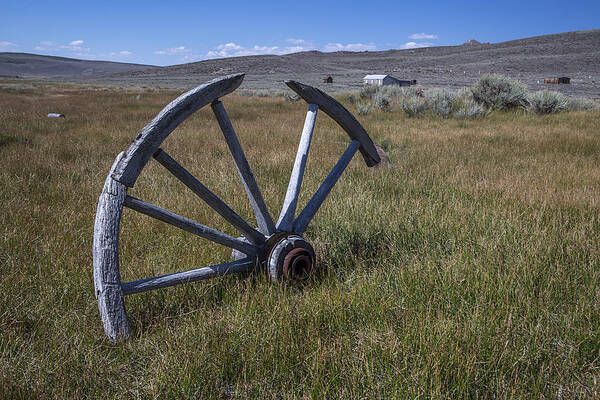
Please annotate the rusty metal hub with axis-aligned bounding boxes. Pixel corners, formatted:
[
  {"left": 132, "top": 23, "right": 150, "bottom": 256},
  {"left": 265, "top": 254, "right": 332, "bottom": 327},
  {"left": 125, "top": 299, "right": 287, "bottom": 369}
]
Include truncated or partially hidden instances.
[
  {"left": 266, "top": 234, "right": 315, "bottom": 281},
  {"left": 231, "top": 233, "right": 316, "bottom": 281}
]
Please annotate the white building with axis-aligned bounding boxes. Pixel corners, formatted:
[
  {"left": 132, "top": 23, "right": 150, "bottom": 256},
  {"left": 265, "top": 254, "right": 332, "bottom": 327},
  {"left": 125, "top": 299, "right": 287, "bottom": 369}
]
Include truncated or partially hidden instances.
[
  {"left": 363, "top": 74, "right": 390, "bottom": 86},
  {"left": 363, "top": 74, "right": 414, "bottom": 86}
]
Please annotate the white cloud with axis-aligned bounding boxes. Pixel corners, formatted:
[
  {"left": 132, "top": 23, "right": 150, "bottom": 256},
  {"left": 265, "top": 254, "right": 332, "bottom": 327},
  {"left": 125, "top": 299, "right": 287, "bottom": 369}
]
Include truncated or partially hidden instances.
[
  {"left": 35, "top": 40, "right": 90, "bottom": 52},
  {"left": 206, "top": 43, "right": 278, "bottom": 58},
  {"left": 285, "top": 38, "right": 316, "bottom": 53},
  {"left": 206, "top": 42, "right": 247, "bottom": 58},
  {"left": 31, "top": 40, "right": 133, "bottom": 62},
  {"left": 323, "top": 42, "right": 376, "bottom": 52},
  {"left": 105, "top": 50, "right": 133, "bottom": 58},
  {"left": 408, "top": 33, "right": 438, "bottom": 40},
  {"left": 400, "top": 41, "right": 433, "bottom": 49},
  {"left": 71, "top": 50, "right": 135, "bottom": 62},
  {"left": 205, "top": 39, "right": 318, "bottom": 59},
  {"left": 286, "top": 38, "right": 309, "bottom": 46},
  {"left": 62, "top": 43, "right": 89, "bottom": 52},
  {"left": 252, "top": 45, "right": 280, "bottom": 54},
  {"left": 0, "top": 41, "right": 18, "bottom": 50},
  {"left": 285, "top": 46, "right": 306, "bottom": 53},
  {"left": 154, "top": 46, "right": 191, "bottom": 55}
]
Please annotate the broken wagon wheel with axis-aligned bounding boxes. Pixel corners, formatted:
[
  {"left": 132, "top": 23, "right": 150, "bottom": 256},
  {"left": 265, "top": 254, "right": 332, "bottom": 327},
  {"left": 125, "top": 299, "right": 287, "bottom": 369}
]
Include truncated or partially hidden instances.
[{"left": 93, "top": 73, "right": 381, "bottom": 341}]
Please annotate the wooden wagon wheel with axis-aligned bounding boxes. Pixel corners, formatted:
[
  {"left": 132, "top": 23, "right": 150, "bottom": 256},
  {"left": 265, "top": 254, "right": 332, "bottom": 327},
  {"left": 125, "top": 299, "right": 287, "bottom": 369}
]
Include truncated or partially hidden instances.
[{"left": 93, "top": 74, "right": 381, "bottom": 341}]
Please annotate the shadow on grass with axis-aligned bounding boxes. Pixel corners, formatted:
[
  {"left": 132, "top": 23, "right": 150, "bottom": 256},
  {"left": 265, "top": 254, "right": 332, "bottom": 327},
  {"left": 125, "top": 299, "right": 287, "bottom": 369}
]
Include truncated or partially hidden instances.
[{"left": 122, "top": 218, "right": 460, "bottom": 339}]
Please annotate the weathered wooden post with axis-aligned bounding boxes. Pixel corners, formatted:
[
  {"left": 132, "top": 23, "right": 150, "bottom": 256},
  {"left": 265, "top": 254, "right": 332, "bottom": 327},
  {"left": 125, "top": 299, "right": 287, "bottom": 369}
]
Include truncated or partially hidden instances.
[{"left": 93, "top": 74, "right": 380, "bottom": 341}]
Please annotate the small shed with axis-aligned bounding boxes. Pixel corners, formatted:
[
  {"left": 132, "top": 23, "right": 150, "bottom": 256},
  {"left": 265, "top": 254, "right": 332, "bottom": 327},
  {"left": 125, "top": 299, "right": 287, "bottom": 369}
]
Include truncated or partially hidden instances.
[
  {"left": 544, "top": 77, "right": 570, "bottom": 84},
  {"left": 363, "top": 74, "right": 415, "bottom": 87},
  {"left": 322, "top": 75, "right": 333, "bottom": 83}
]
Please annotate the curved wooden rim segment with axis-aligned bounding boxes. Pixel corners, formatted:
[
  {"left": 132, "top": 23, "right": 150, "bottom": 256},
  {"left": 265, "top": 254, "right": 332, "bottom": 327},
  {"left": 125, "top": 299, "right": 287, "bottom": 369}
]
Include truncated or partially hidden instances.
[
  {"left": 285, "top": 80, "right": 381, "bottom": 167},
  {"left": 93, "top": 152, "right": 131, "bottom": 341},
  {"left": 113, "top": 73, "right": 245, "bottom": 187}
]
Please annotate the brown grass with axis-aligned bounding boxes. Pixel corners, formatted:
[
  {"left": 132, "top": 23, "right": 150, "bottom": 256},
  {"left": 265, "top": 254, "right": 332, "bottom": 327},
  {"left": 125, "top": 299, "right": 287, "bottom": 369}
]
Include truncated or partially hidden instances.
[{"left": 1, "top": 80, "right": 599, "bottom": 399}]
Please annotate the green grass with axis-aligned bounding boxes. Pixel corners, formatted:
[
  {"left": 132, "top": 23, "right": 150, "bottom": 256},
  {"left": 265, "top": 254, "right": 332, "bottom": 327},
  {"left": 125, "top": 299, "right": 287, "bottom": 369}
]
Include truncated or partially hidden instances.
[{"left": 1, "top": 80, "right": 599, "bottom": 398}]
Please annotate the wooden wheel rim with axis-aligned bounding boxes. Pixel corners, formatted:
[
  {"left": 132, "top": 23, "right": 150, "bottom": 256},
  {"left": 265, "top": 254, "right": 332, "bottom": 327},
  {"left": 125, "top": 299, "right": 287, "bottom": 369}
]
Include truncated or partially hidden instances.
[{"left": 93, "top": 74, "right": 381, "bottom": 341}]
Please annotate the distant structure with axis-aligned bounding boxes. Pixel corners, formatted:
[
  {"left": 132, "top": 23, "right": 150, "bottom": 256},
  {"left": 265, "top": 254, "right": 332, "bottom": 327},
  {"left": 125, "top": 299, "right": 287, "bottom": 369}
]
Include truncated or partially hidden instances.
[
  {"left": 463, "top": 39, "right": 490, "bottom": 45},
  {"left": 544, "top": 77, "right": 571, "bottom": 84},
  {"left": 363, "top": 74, "right": 416, "bottom": 87},
  {"left": 322, "top": 75, "right": 333, "bottom": 83}
]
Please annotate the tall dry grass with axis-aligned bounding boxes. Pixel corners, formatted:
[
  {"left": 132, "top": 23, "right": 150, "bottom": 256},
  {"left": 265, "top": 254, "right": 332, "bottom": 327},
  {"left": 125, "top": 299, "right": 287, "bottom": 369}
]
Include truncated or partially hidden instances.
[{"left": 1, "top": 80, "right": 599, "bottom": 398}]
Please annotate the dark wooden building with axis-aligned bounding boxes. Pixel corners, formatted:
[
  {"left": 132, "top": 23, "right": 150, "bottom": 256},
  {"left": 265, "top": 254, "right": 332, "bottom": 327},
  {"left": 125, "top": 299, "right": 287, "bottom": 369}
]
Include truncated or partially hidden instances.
[
  {"left": 544, "top": 77, "right": 570, "bottom": 84},
  {"left": 322, "top": 75, "right": 333, "bottom": 83}
]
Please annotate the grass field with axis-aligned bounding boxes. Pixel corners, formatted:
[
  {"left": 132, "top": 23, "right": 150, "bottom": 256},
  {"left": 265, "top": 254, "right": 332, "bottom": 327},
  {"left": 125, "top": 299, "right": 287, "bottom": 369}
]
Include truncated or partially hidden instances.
[{"left": 1, "top": 80, "right": 599, "bottom": 399}]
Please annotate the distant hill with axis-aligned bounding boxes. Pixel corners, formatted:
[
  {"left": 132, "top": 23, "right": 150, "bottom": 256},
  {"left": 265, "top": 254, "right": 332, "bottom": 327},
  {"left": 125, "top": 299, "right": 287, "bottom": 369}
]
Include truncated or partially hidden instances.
[
  {"left": 0, "top": 52, "right": 155, "bottom": 78},
  {"left": 96, "top": 29, "right": 600, "bottom": 97},
  {"left": 2, "top": 29, "right": 599, "bottom": 97}
]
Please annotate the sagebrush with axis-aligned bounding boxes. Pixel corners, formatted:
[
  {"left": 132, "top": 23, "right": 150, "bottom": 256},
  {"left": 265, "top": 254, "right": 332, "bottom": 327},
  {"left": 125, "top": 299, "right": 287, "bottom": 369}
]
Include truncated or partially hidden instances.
[
  {"left": 351, "top": 74, "right": 598, "bottom": 118},
  {"left": 528, "top": 90, "right": 568, "bottom": 114},
  {"left": 470, "top": 73, "right": 529, "bottom": 110}
]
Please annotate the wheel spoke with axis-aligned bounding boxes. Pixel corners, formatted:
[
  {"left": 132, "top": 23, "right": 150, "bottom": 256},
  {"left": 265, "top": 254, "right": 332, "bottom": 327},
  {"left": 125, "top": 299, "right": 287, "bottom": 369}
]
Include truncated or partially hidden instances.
[
  {"left": 211, "top": 100, "right": 276, "bottom": 235},
  {"left": 123, "top": 195, "right": 256, "bottom": 255},
  {"left": 121, "top": 258, "right": 255, "bottom": 295},
  {"left": 153, "top": 149, "right": 266, "bottom": 245},
  {"left": 276, "top": 103, "right": 318, "bottom": 232},
  {"left": 293, "top": 140, "right": 360, "bottom": 234}
]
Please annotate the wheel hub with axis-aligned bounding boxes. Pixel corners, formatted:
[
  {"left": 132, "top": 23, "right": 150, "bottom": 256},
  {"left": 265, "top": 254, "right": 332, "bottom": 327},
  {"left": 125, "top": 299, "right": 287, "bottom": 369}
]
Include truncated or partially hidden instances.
[
  {"left": 265, "top": 234, "right": 315, "bottom": 281},
  {"left": 231, "top": 233, "right": 316, "bottom": 280}
]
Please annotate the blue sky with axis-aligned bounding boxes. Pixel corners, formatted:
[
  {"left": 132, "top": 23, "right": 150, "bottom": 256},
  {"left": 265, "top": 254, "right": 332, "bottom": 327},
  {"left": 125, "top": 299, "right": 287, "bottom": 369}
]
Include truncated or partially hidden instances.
[{"left": 1, "top": 0, "right": 598, "bottom": 66}]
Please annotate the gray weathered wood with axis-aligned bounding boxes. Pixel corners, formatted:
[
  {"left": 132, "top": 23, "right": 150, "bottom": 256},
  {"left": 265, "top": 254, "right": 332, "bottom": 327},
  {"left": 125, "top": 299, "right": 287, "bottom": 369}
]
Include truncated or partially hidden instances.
[
  {"left": 153, "top": 149, "right": 266, "bottom": 245},
  {"left": 293, "top": 140, "right": 360, "bottom": 234},
  {"left": 285, "top": 80, "right": 381, "bottom": 167},
  {"left": 122, "top": 258, "right": 255, "bottom": 295},
  {"left": 93, "top": 152, "right": 131, "bottom": 341},
  {"left": 124, "top": 195, "right": 257, "bottom": 255},
  {"left": 276, "top": 103, "right": 318, "bottom": 231},
  {"left": 211, "top": 100, "right": 276, "bottom": 235},
  {"left": 112, "top": 74, "right": 245, "bottom": 187}
]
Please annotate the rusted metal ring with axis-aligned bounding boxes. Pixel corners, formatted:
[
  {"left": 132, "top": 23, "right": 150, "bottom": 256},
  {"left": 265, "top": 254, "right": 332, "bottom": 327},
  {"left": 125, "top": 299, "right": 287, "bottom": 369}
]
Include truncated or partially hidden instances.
[
  {"left": 282, "top": 247, "right": 313, "bottom": 278},
  {"left": 266, "top": 234, "right": 315, "bottom": 281}
]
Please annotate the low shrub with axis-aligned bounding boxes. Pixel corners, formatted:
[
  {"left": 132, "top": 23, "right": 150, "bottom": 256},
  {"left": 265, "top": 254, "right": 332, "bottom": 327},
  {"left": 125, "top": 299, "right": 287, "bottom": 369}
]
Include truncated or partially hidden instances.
[
  {"left": 424, "top": 88, "right": 456, "bottom": 118},
  {"left": 527, "top": 90, "right": 568, "bottom": 114},
  {"left": 454, "top": 99, "right": 487, "bottom": 118},
  {"left": 373, "top": 92, "right": 392, "bottom": 112},
  {"left": 399, "top": 86, "right": 422, "bottom": 99},
  {"left": 254, "top": 89, "right": 270, "bottom": 97},
  {"left": 566, "top": 97, "right": 599, "bottom": 112},
  {"left": 377, "top": 85, "right": 405, "bottom": 100},
  {"left": 471, "top": 74, "right": 528, "bottom": 110},
  {"left": 349, "top": 80, "right": 597, "bottom": 119},
  {"left": 457, "top": 87, "right": 474, "bottom": 102},
  {"left": 359, "top": 85, "right": 378, "bottom": 100},
  {"left": 356, "top": 103, "right": 372, "bottom": 115},
  {"left": 400, "top": 97, "right": 427, "bottom": 117},
  {"left": 338, "top": 92, "right": 358, "bottom": 106}
]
